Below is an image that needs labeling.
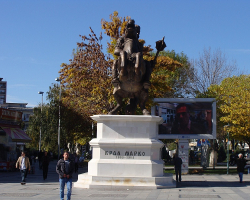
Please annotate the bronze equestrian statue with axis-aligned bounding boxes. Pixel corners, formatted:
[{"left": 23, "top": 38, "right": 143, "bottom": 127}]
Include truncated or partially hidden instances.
[{"left": 108, "top": 19, "right": 166, "bottom": 115}]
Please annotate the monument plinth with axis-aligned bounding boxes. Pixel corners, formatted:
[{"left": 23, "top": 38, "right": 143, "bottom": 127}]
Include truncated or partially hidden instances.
[{"left": 74, "top": 115, "right": 174, "bottom": 189}]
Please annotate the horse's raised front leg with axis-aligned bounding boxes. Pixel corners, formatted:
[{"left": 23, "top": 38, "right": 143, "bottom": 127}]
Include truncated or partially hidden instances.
[
  {"left": 108, "top": 92, "right": 123, "bottom": 115},
  {"left": 138, "top": 90, "right": 150, "bottom": 115},
  {"left": 134, "top": 52, "right": 141, "bottom": 76}
]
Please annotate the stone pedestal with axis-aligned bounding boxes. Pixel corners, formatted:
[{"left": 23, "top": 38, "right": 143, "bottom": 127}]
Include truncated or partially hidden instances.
[{"left": 74, "top": 115, "right": 174, "bottom": 189}]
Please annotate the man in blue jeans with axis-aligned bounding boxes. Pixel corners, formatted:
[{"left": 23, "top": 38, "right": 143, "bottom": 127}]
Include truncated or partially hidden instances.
[
  {"left": 56, "top": 151, "right": 74, "bottom": 200},
  {"left": 16, "top": 151, "right": 31, "bottom": 185}
]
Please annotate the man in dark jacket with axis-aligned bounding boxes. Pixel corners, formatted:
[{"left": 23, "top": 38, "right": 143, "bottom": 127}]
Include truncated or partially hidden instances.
[
  {"left": 237, "top": 153, "right": 246, "bottom": 183},
  {"left": 42, "top": 151, "right": 50, "bottom": 180},
  {"left": 173, "top": 153, "right": 182, "bottom": 183},
  {"left": 56, "top": 151, "right": 74, "bottom": 200}
]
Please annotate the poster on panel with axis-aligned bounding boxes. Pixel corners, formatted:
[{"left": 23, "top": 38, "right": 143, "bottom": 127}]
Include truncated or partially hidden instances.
[{"left": 152, "top": 98, "right": 216, "bottom": 139}]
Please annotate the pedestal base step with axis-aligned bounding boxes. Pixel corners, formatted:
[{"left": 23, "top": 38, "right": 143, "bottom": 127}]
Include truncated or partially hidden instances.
[{"left": 74, "top": 173, "right": 175, "bottom": 189}]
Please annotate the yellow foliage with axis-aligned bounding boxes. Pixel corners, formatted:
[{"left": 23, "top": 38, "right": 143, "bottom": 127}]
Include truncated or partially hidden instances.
[{"left": 209, "top": 75, "right": 250, "bottom": 142}]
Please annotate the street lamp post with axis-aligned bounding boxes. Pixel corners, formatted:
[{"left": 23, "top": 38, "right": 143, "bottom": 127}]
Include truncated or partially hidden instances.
[
  {"left": 224, "top": 124, "right": 230, "bottom": 175},
  {"left": 227, "top": 129, "right": 230, "bottom": 175},
  {"left": 55, "top": 78, "right": 61, "bottom": 159},
  {"left": 38, "top": 91, "right": 44, "bottom": 152}
]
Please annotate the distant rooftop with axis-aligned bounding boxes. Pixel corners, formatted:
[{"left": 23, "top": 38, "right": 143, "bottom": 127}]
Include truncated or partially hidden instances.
[{"left": 0, "top": 103, "right": 31, "bottom": 109}]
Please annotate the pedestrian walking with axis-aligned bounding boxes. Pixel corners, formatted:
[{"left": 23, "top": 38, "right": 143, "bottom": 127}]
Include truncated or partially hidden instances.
[
  {"left": 38, "top": 150, "right": 43, "bottom": 170},
  {"left": 31, "top": 154, "right": 35, "bottom": 164},
  {"left": 42, "top": 151, "right": 50, "bottom": 180},
  {"left": 173, "top": 153, "right": 182, "bottom": 183},
  {"left": 15, "top": 151, "right": 31, "bottom": 185},
  {"left": 34, "top": 151, "right": 37, "bottom": 163},
  {"left": 237, "top": 153, "right": 246, "bottom": 183},
  {"left": 56, "top": 151, "right": 74, "bottom": 200},
  {"left": 74, "top": 153, "right": 79, "bottom": 173}
]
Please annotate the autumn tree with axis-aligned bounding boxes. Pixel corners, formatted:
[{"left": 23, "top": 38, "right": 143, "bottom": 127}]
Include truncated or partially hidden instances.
[
  {"left": 47, "top": 83, "right": 92, "bottom": 145},
  {"left": 191, "top": 47, "right": 237, "bottom": 96},
  {"left": 60, "top": 28, "right": 113, "bottom": 116},
  {"left": 26, "top": 105, "right": 44, "bottom": 150},
  {"left": 152, "top": 50, "right": 195, "bottom": 98},
  {"left": 26, "top": 103, "right": 59, "bottom": 152},
  {"left": 147, "top": 53, "right": 182, "bottom": 107},
  {"left": 26, "top": 84, "right": 92, "bottom": 154},
  {"left": 101, "top": 11, "right": 128, "bottom": 56},
  {"left": 208, "top": 75, "right": 250, "bottom": 146},
  {"left": 59, "top": 11, "right": 182, "bottom": 116}
]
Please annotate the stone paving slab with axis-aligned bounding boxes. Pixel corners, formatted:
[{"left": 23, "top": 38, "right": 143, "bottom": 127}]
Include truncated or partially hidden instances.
[{"left": 1, "top": 161, "right": 250, "bottom": 199}]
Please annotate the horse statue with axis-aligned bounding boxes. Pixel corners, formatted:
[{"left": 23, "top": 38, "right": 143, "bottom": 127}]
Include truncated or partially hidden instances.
[{"left": 108, "top": 19, "right": 166, "bottom": 115}]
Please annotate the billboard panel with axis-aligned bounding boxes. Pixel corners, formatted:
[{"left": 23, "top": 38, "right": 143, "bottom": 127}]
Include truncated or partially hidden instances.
[{"left": 152, "top": 98, "right": 216, "bottom": 139}]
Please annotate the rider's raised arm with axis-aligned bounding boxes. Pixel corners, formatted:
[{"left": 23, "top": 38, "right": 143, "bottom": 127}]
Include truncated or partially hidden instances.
[{"left": 151, "top": 37, "right": 166, "bottom": 68}]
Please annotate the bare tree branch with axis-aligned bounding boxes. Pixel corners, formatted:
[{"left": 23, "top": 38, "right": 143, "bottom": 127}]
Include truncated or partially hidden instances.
[{"left": 191, "top": 47, "right": 237, "bottom": 95}]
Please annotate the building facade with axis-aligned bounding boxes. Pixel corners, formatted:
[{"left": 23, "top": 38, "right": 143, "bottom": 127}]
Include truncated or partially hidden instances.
[
  {"left": 1, "top": 103, "right": 33, "bottom": 131},
  {"left": 0, "top": 78, "right": 7, "bottom": 104},
  {"left": 0, "top": 78, "right": 33, "bottom": 170},
  {"left": 0, "top": 108, "right": 32, "bottom": 170}
]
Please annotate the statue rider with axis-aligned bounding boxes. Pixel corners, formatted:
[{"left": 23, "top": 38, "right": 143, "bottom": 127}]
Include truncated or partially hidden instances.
[
  {"left": 109, "top": 19, "right": 166, "bottom": 115},
  {"left": 112, "top": 19, "right": 146, "bottom": 86}
]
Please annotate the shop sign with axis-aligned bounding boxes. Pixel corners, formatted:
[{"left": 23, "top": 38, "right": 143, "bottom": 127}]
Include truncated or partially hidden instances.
[{"left": 0, "top": 108, "right": 22, "bottom": 122}]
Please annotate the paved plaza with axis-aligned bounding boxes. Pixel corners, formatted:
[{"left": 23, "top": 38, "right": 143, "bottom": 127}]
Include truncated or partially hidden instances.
[{"left": 0, "top": 160, "right": 250, "bottom": 200}]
